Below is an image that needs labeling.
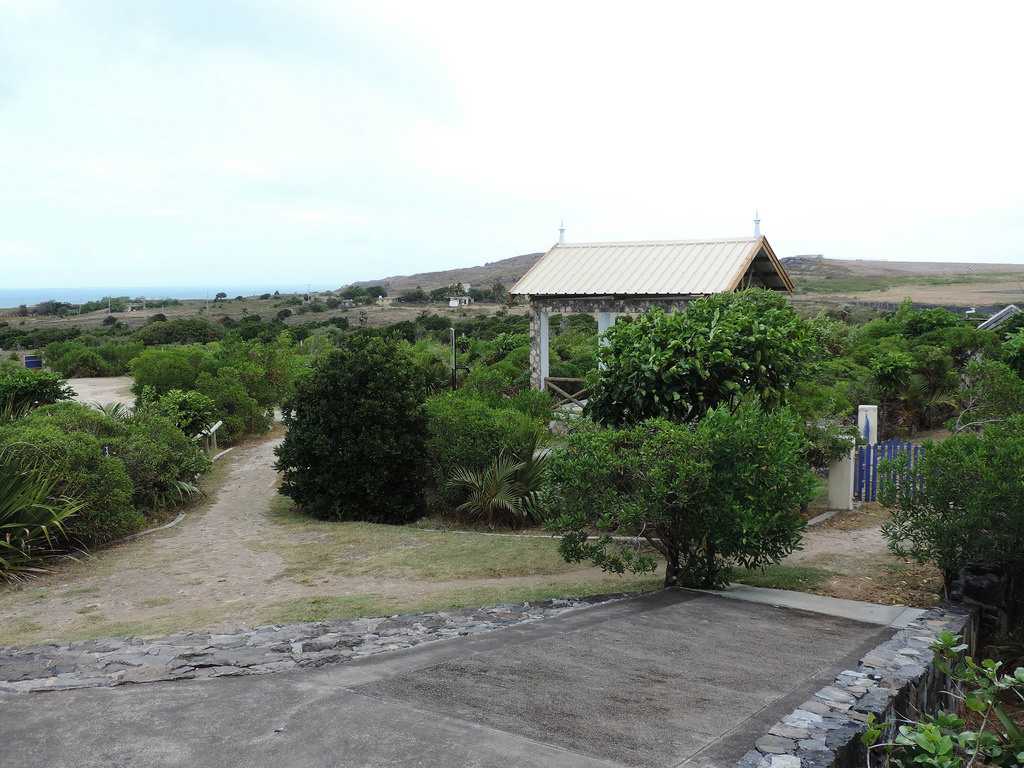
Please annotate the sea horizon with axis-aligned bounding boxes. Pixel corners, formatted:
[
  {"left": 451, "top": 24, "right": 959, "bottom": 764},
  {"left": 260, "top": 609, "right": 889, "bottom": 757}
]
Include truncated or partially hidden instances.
[{"left": 0, "top": 284, "right": 339, "bottom": 309}]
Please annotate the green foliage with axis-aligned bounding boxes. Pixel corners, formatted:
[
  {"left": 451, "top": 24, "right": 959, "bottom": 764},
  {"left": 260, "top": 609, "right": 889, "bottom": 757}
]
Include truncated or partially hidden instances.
[
  {"left": 0, "top": 416, "right": 141, "bottom": 545},
  {"left": 0, "top": 446, "right": 82, "bottom": 581},
  {"left": 0, "top": 400, "right": 210, "bottom": 544},
  {"left": 881, "top": 416, "right": 1024, "bottom": 584},
  {"left": 1004, "top": 329, "right": 1024, "bottom": 377},
  {"left": 43, "top": 339, "right": 144, "bottom": 377},
  {"left": 106, "top": 414, "right": 210, "bottom": 510},
  {"left": 275, "top": 335, "right": 431, "bottom": 523},
  {"left": 132, "top": 317, "right": 223, "bottom": 346},
  {"left": 445, "top": 435, "right": 550, "bottom": 528},
  {"left": 424, "top": 390, "right": 545, "bottom": 510},
  {"left": 864, "top": 632, "right": 1024, "bottom": 768},
  {"left": 952, "top": 359, "right": 1024, "bottom": 433},
  {"left": 130, "top": 344, "right": 217, "bottom": 395},
  {"left": 545, "top": 402, "right": 814, "bottom": 587},
  {"left": 194, "top": 367, "right": 269, "bottom": 444},
  {"left": 0, "top": 368, "right": 74, "bottom": 413},
  {"left": 129, "top": 336, "right": 299, "bottom": 443},
  {"left": 143, "top": 388, "right": 217, "bottom": 435},
  {"left": 587, "top": 290, "right": 818, "bottom": 426}
]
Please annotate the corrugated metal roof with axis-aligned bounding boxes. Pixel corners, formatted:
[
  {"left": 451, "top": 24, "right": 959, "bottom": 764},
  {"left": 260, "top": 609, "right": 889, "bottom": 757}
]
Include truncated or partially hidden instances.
[
  {"left": 511, "top": 236, "right": 791, "bottom": 297},
  {"left": 978, "top": 304, "right": 1020, "bottom": 330}
]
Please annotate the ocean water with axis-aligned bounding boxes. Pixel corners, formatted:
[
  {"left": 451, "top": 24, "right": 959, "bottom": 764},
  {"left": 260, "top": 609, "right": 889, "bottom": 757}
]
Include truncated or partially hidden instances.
[{"left": 0, "top": 284, "right": 336, "bottom": 308}]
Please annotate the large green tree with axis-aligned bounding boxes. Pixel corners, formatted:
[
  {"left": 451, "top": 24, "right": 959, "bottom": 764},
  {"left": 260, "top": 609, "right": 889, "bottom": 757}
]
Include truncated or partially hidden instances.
[
  {"left": 587, "top": 289, "right": 818, "bottom": 426},
  {"left": 545, "top": 402, "right": 815, "bottom": 588},
  {"left": 275, "top": 334, "right": 431, "bottom": 523}
]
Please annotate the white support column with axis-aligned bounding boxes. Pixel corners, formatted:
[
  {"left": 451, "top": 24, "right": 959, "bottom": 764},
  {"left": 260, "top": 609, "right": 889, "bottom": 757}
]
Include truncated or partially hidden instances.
[
  {"left": 858, "top": 405, "right": 879, "bottom": 445},
  {"left": 596, "top": 311, "right": 616, "bottom": 370},
  {"left": 827, "top": 442, "right": 856, "bottom": 511},
  {"left": 538, "top": 308, "right": 550, "bottom": 390}
]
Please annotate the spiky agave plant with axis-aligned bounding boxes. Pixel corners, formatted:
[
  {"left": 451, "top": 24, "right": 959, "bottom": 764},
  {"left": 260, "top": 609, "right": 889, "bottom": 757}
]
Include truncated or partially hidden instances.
[{"left": 0, "top": 447, "right": 83, "bottom": 581}]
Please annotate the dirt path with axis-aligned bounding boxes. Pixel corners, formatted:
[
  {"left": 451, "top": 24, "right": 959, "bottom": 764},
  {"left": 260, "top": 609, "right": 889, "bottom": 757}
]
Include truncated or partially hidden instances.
[
  {"left": 68, "top": 376, "right": 134, "bottom": 407},
  {"left": 783, "top": 505, "right": 943, "bottom": 607},
  {"left": 0, "top": 434, "right": 640, "bottom": 646}
]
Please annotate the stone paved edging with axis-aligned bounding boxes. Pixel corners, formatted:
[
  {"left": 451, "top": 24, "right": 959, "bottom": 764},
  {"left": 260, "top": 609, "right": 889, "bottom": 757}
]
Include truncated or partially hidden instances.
[
  {"left": 0, "top": 594, "right": 627, "bottom": 694},
  {"left": 738, "top": 605, "right": 976, "bottom": 768}
]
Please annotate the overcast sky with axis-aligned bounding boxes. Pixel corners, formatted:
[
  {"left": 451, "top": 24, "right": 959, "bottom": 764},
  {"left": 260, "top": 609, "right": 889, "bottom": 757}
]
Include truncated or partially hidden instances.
[{"left": 2, "top": 0, "right": 1023, "bottom": 290}]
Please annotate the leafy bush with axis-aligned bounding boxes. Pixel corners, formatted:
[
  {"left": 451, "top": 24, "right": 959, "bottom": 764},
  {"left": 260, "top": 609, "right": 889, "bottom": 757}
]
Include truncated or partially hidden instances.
[
  {"left": 194, "top": 368, "right": 269, "bottom": 444},
  {"left": 130, "top": 345, "right": 217, "bottom": 395},
  {"left": 275, "top": 335, "right": 431, "bottom": 523},
  {"left": 143, "top": 388, "right": 217, "bottom": 435},
  {"left": 43, "top": 339, "right": 144, "bottom": 377},
  {"left": 0, "top": 368, "right": 74, "bottom": 413},
  {"left": 881, "top": 416, "right": 1024, "bottom": 587},
  {"left": 0, "top": 446, "right": 82, "bottom": 581},
  {"left": 0, "top": 419, "right": 141, "bottom": 545},
  {"left": 107, "top": 414, "right": 210, "bottom": 510},
  {"left": 952, "top": 358, "right": 1024, "bottom": 433},
  {"left": 587, "top": 290, "right": 818, "bottom": 426},
  {"left": 132, "top": 317, "right": 223, "bottom": 346},
  {"left": 864, "top": 632, "right": 1024, "bottom": 768},
  {"left": 545, "top": 402, "right": 814, "bottom": 587},
  {"left": 424, "top": 390, "right": 544, "bottom": 509}
]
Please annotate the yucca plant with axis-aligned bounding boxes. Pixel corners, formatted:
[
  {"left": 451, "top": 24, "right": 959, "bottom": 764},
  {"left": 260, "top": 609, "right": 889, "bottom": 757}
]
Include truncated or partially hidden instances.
[
  {"left": 445, "top": 433, "right": 551, "bottom": 528},
  {"left": 0, "top": 447, "right": 83, "bottom": 581},
  {"left": 90, "top": 401, "right": 134, "bottom": 421}
]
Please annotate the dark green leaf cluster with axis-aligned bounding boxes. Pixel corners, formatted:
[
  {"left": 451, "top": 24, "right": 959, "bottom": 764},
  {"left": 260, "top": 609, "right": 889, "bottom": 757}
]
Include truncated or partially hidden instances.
[
  {"left": 587, "top": 290, "right": 818, "bottom": 426},
  {"left": 545, "top": 402, "right": 815, "bottom": 588},
  {"left": 881, "top": 416, "right": 1024, "bottom": 582},
  {"left": 275, "top": 335, "right": 431, "bottom": 523}
]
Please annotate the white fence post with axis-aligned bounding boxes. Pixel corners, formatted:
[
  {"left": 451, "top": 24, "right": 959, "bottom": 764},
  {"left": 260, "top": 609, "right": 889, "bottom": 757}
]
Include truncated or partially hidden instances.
[
  {"left": 858, "top": 405, "right": 878, "bottom": 446},
  {"left": 827, "top": 440, "right": 856, "bottom": 511}
]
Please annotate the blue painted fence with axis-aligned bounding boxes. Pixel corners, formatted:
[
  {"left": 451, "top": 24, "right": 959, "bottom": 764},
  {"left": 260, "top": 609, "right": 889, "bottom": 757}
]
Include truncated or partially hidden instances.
[{"left": 853, "top": 438, "right": 926, "bottom": 502}]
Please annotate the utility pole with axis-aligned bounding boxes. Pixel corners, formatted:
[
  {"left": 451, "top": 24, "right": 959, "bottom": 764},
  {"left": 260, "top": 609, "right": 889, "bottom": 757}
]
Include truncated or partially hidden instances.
[{"left": 450, "top": 327, "right": 457, "bottom": 390}]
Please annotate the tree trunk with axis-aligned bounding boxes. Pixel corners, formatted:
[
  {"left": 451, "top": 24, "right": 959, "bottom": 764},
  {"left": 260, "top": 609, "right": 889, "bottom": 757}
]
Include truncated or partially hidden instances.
[{"left": 664, "top": 557, "right": 681, "bottom": 587}]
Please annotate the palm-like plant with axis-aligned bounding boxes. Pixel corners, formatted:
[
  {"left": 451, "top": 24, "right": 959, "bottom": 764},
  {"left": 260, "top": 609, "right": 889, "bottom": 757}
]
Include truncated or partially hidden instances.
[
  {"left": 445, "top": 433, "right": 551, "bottom": 528},
  {"left": 90, "top": 401, "right": 134, "bottom": 421},
  {"left": 0, "top": 447, "right": 82, "bottom": 581}
]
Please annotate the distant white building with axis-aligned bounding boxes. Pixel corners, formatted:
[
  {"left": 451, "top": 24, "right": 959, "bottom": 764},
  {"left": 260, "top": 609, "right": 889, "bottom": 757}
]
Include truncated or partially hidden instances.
[{"left": 448, "top": 295, "right": 473, "bottom": 308}]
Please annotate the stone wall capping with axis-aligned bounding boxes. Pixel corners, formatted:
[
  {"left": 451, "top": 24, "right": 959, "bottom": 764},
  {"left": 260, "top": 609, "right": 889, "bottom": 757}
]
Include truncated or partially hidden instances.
[
  {"left": 737, "top": 605, "right": 976, "bottom": 768},
  {"left": 0, "top": 594, "right": 630, "bottom": 695}
]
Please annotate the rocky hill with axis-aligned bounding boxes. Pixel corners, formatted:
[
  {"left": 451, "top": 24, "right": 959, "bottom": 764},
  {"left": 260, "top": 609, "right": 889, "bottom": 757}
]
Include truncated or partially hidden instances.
[{"left": 351, "top": 252, "right": 543, "bottom": 294}]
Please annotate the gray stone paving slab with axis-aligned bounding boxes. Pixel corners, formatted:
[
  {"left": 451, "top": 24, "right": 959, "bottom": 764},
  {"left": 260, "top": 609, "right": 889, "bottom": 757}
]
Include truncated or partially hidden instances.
[{"left": 3, "top": 590, "right": 888, "bottom": 768}]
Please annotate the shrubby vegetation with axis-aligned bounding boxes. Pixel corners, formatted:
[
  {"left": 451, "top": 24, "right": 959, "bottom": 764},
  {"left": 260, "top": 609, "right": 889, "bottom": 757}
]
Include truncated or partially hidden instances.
[
  {"left": 545, "top": 403, "right": 814, "bottom": 587},
  {"left": 0, "top": 445, "right": 82, "bottom": 581},
  {"left": 0, "top": 367, "right": 74, "bottom": 414},
  {"left": 44, "top": 338, "right": 144, "bottom": 377},
  {"left": 276, "top": 335, "right": 432, "bottom": 523},
  {"left": 424, "top": 389, "right": 546, "bottom": 514},
  {"left": 881, "top": 416, "right": 1024, "bottom": 588},
  {"left": 0, "top": 401, "right": 211, "bottom": 546}
]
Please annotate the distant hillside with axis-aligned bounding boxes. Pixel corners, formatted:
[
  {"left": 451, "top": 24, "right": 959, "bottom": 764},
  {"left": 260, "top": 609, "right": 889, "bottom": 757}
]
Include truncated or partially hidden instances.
[
  {"left": 781, "top": 255, "right": 1024, "bottom": 300},
  {"left": 350, "top": 251, "right": 1024, "bottom": 307},
  {"left": 351, "top": 252, "right": 543, "bottom": 294}
]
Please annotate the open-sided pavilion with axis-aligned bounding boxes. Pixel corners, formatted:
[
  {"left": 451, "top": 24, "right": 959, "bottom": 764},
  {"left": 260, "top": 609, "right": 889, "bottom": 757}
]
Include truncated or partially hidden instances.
[{"left": 510, "top": 235, "right": 796, "bottom": 395}]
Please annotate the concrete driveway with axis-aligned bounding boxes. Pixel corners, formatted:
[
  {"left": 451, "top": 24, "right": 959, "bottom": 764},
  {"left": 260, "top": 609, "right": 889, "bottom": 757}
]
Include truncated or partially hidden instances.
[{"left": 4, "top": 591, "right": 889, "bottom": 768}]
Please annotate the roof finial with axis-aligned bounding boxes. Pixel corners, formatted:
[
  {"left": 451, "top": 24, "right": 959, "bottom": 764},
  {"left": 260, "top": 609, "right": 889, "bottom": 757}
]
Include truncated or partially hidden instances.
[
  {"left": 558, "top": 219, "right": 566, "bottom": 244},
  {"left": 753, "top": 209, "right": 761, "bottom": 237}
]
